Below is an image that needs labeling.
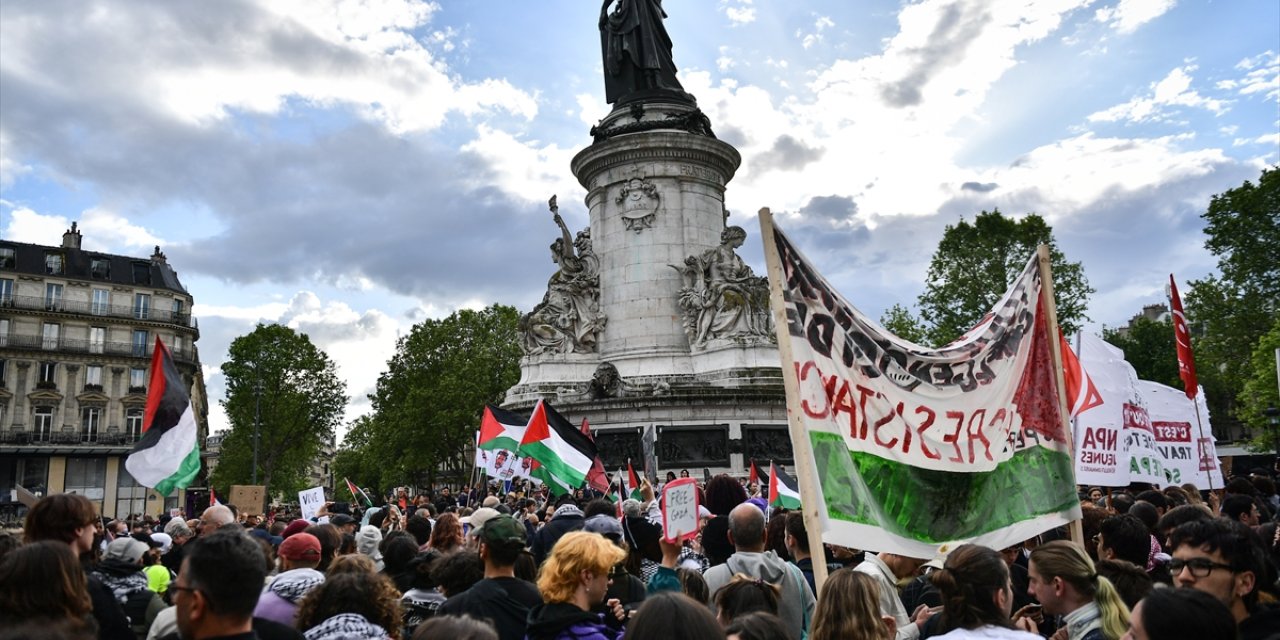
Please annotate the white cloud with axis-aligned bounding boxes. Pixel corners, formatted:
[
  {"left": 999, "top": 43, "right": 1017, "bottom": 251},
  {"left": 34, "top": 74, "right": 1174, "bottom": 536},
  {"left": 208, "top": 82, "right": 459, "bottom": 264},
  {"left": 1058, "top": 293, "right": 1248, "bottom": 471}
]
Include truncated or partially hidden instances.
[
  {"left": 717, "top": 46, "right": 736, "bottom": 72},
  {"left": 1228, "top": 51, "right": 1280, "bottom": 101},
  {"left": 1, "top": 205, "right": 69, "bottom": 244},
  {"left": 1094, "top": 0, "right": 1176, "bottom": 34},
  {"left": 1233, "top": 132, "right": 1280, "bottom": 148},
  {"left": 459, "top": 124, "right": 583, "bottom": 207},
  {"left": 1087, "top": 66, "right": 1228, "bottom": 123},
  {"left": 799, "top": 15, "right": 836, "bottom": 49},
  {"left": 0, "top": 204, "right": 166, "bottom": 254},
  {"left": 576, "top": 93, "right": 609, "bottom": 127},
  {"left": 722, "top": 0, "right": 756, "bottom": 25}
]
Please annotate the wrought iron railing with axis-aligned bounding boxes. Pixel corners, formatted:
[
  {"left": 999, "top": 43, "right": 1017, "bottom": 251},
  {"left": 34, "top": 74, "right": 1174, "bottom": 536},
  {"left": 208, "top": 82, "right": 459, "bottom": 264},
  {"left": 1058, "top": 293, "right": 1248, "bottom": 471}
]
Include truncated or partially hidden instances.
[
  {"left": 0, "top": 294, "right": 194, "bottom": 328},
  {"left": 0, "top": 332, "right": 197, "bottom": 364}
]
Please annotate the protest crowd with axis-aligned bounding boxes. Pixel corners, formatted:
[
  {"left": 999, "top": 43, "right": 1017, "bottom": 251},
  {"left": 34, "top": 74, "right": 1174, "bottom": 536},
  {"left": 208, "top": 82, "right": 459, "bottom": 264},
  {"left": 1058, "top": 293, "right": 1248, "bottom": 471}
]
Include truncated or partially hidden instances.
[{"left": 2, "top": 468, "right": 1280, "bottom": 640}]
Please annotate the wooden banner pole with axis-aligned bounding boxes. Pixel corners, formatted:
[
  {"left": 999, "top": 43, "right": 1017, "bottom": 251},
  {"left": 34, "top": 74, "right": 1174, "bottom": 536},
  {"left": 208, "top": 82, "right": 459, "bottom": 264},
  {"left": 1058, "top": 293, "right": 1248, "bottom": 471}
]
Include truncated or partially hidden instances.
[
  {"left": 758, "top": 208, "right": 830, "bottom": 595},
  {"left": 1036, "top": 244, "right": 1085, "bottom": 546}
]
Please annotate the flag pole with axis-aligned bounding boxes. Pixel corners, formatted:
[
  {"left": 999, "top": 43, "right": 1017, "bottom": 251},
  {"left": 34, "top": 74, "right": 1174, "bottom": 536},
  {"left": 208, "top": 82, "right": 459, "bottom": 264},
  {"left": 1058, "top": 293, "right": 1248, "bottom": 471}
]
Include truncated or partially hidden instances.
[
  {"left": 759, "top": 207, "right": 830, "bottom": 595},
  {"left": 1036, "top": 245, "right": 1085, "bottom": 546}
]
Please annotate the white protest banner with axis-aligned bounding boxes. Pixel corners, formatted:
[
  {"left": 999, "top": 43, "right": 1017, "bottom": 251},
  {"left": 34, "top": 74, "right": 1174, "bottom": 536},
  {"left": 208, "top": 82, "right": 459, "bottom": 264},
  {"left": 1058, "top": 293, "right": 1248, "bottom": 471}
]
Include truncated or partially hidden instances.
[
  {"left": 763, "top": 217, "right": 1080, "bottom": 559},
  {"left": 660, "top": 478, "right": 700, "bottom": 543},
  {"left": 298, "top": 487, "right": 326, "bottom": 521},
  {"left": 1139, "top": 380, "right": 1223, "bottom": 489},
  {"left": 1077, "top": 334, "right": 1164, "bottom": 485}
]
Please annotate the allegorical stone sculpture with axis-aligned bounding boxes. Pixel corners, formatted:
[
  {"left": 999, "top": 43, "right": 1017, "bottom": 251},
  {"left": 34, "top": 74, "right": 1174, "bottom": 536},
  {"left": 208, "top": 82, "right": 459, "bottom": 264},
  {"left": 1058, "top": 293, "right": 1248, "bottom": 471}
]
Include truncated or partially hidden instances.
[
  {"left": 599, "top": 0, "right": 693, "bottom": 105},
  {"left": 520, "top": 196, "right": 606, "bottom": 355},
  {"left": 672, "top": 225, "right": 775, "bottom": 350}
]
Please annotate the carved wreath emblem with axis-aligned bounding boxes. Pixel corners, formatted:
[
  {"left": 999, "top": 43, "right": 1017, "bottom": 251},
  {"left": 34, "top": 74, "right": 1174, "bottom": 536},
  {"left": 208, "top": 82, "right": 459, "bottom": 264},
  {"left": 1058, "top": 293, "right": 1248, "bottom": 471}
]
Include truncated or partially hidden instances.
[{"left": 615, "top": 177, "right": 660, "bottom": 233}]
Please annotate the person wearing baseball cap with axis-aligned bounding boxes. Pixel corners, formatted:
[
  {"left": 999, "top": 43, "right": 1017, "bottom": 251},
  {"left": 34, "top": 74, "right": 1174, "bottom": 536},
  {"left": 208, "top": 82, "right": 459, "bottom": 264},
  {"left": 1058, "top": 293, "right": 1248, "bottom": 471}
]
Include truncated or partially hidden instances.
[
  {"left": 93, "top": 537, "right": 166, "bottom": 639},
  {"left": 462, "top": 507, "right": 501, "bottom": 546},
  {"left": 254, "top": 532, "right": 326, "bottom": 627},
  {"left": 438, "top": 515, "right": 543, "bottom": 640}
]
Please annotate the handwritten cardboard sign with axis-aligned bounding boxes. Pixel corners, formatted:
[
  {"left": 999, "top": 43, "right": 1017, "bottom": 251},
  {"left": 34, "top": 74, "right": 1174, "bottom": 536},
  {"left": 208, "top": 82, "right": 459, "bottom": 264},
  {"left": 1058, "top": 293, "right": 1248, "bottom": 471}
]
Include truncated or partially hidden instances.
[
  {"left": 229, "top": 485, "right": 266, "bottom": 517},
  {"left": 660, "top": 477, "right": 700, "bottom": 543},
  {"left": 298, "top": 487, "right": 326, "bottom": 521}
]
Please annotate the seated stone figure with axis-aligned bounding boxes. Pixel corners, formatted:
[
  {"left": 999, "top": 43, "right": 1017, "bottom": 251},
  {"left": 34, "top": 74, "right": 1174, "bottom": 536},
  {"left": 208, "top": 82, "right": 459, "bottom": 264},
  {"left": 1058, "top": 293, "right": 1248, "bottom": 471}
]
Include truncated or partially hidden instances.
[
  {"left": 673, "top": 226, "right": 774, "bottom": 349},
  {"left": 521, "top": 201, "right": 606, "bottom": 356}
]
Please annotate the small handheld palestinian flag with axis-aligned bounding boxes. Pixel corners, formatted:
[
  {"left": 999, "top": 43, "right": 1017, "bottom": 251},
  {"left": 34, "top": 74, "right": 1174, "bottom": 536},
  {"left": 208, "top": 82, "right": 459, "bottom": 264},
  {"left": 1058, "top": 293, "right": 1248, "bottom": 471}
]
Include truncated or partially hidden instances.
[
  {"left": 124, "top": 337, "right": 200, "bottom": 496},
  {"left": 345, "top": 477, "right": 373, "bottom": 508},
  {"left": 748, "top": 460, "right": 760, "bottom": 486},
  {"left": 768, "top": 462, "right": 801, "bottom": 510},
  {"left": 210, "top": 487, "right": 221, "bottom": 507},
  {"left": 627, "top": 460, "right": 643, "bottom": 500}
]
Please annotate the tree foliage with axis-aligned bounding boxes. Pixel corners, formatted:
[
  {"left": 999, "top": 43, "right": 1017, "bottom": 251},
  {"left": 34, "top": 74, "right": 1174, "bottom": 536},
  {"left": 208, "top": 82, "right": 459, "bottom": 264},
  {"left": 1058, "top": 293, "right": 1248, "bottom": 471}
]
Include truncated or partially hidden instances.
[
  {"left": 1239, "top": 317, "right": 1280, "bottom": 451},
  {"left": 879, "top": 303, "right": 928, "bottom": 344},
  {"left": 337, "top": 304, "right": 522, "bottom": 492},
  {"left": 916, "top": 210, "right": 1094, "bottom": 346},
  {"left": 1102, "top": 318, "right": 1180, "bottom": 390},
  {"left": 210, "top": 324, "right": 347, "bottom": 498},
  {"left": 1202, "top": 167, "right": 1279, "bottom": 301}
]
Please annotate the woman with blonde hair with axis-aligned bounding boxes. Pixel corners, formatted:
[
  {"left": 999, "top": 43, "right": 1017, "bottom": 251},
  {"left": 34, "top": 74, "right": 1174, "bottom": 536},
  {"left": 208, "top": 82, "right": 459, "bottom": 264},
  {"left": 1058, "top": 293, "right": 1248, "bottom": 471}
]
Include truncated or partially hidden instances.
[
  {"left": 810, "top": 569, "right": 895, "bottom": 640},
  {"left": 1026, "top": 541, "right": 1129, "bottom": 640},
  {"left": 526, "top": 531, "right": 627, "bottom": 640}
]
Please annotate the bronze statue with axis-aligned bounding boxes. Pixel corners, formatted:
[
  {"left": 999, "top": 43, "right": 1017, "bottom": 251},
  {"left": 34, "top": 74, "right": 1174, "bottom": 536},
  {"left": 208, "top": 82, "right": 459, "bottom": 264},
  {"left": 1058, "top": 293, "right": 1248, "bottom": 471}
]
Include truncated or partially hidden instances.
[{"left": 599, "top": 0, "right": 687, "bottom": 104}]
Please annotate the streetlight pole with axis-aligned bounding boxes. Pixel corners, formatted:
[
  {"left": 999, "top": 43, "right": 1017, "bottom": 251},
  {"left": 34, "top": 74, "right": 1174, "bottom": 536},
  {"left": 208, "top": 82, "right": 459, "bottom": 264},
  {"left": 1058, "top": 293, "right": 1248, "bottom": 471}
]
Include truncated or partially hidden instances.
[{"left": 252, "top": 375, "right": 262, "bottom": 486}]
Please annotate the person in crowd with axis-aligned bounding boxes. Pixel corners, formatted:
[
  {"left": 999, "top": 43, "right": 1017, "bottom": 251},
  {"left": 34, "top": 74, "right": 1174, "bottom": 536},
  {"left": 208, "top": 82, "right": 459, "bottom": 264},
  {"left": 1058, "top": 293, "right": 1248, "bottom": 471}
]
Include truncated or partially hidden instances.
[
  {"left": 783, "top": 512, "right": 839, "bottom": 595},
  {"left": 531, "top": 503, "right": 587, "bottom": 566},
  {"left": 705, "top": 503, "right": 814, "bottom": 639},
  {"left": 1096, "top": 515, "right": 1168, "bottom": 585},
  {"left": 304, "top": 524, "right": 341, "bottom": 573},
  {"left": 438, "top": 515, "right": 543, "bottom": 640},
  {"left": 526, "top": 531, "right": 627, "bottom": 640},
  {"left": 358, "top": 525, "right": 386, "bottom": 571},
  {"left": 410, "top": 614, "right": 499, "bottom": 640},
  {"left": 1154, "top": 504, "right": 1212, "bottom": 546},
  {"left": 381, "top": 535, "right": 420, "bottom": 592},
  {"left": 429, "top": 513, "right": 465, "bottom": 555},
  {"left": 330, "top": 514, "right": 359, "bottom": 537},
  {"left": 809, "top": 568, "right": 894, "bottom": 640},
  {"left": 853, "top": 543, "right": 932, "bottom": 640},
  {"left": 159, "top": 530, "right": 273, "bottom": 640},
  {"left": 0, "top": 539, "right": 99, "bottom": 637},
  {"left": 405, "top": 515, "right": 433, "bottom": 551},
  {"left": 461, "top": 507, "right": 501, "bottom": 545},
  {"left": 198, "top": 505, "right": 236, "bottom": 535},
  {"left": 1167, "top": 518, "right": 1279, "bottom": 640},
  {"left": 254, "top": 532, "right": 326, "bottom": 628},
  {"left": 677, "top": 567, "right": 709, "bottom": 604},
  {"left": 328, "top": 553, "right": 378, "bottom": 577},
  {"left": 93, "top": 536, "right": 167, "bottom": 639},
  {"left": 161, "top": 519, "right": 193, "bottom": 576},
  {"left": 621, "top": 591, "right": 722, "bottom": 640},
  {"left": 701, "top": 475, "right": 748, "bottom": 566},
  {"left": 765, "top": 512, "right": 791, "bottom": 562},
  {"left": 1122, "top": 587, "right": 1237, "bottom": 640},
  {"left": 400, "top": 550, "right": 445, "bottom": 638},
  {"left": 295, "top": 572, "right": 402, "bottom": 640},
  {"left": 1026, "top": 541, "right": 1129, "bottom": 640},
  {"left": 723, "top": 611, "right": 794, "bottom": 640},
  {"left": 432, "top": 549, "right": 485, "bottom": 598},
  {"left": 143, "top": 537, "right": 173, "bottom": 597},
  {"left": 24, "top": 493, "right": 134, "bottom": 640},
  {"left": 434, "top": 487, "right": 458, "bottom": 514},
  {"left": 714, "top": 574, "right": 780, "bottom": 626},
  {"left": 923, "top": 544, "right": 1037, "bottom": 640},
  {"left": 1132, "top": 492, "right": 1168, "bottom": 518},
  {"left": 1094, "top": 560, "right": 1153, "bottom": 610},
  {"left": 583, "top": 515, "right": 646, "bottom": 610},
  {"left": 1223, "top": 494, "right": 1262, "bottom": 528}
]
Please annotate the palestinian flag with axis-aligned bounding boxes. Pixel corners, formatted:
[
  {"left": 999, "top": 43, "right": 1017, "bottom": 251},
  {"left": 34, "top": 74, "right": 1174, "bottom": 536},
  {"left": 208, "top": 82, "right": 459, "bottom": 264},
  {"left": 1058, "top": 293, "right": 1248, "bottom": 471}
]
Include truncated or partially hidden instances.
[
  {"left": 479, "top": 405, "right": 528, "bottom": 452},
  {"left": 748, "top": 460, "right": 760, "bottom": 486},
  {"left": 125, "top": 338, "right": 200, "bottom": 496},
  {"left": 519, "top": 400, "right": 597, "bottom": 495},
  {"left": 626, "top": 461, "right": 643, "bottom": 500},
  {"left": 768, "top": 462, "right": 801, "bottom": 510},
  {"left": 345, "top": 477, "right": 373, "bottom": 508},
  {"left": 581, "top": 418, "right": 611, "bottom": 494},
  {"left": 210, "top": 487, "right": 221, "bottom": 507}
]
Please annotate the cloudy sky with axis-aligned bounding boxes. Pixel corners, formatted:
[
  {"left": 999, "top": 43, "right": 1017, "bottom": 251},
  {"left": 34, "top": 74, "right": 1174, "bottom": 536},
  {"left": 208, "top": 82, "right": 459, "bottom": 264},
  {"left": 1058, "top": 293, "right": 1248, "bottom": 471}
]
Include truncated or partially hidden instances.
[{"left": 1, "top": 0, "right": 1276, "bottom": 437}]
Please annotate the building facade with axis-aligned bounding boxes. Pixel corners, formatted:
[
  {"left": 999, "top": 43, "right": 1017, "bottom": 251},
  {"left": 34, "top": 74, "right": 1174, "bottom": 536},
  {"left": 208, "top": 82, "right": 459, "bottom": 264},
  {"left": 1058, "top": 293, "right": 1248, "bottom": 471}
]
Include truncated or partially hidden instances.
[{"left": 0, "top": 224, "right": 207, "bottom": 523}]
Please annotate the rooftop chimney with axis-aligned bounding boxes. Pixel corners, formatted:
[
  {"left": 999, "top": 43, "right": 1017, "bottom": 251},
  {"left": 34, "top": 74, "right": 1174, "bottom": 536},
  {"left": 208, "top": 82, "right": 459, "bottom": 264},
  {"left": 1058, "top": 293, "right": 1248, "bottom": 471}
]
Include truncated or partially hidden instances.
[
  {"left": 151, "top": 245, "right": 167, "bottom": 265},
  {"left": 62, "top": 222, "right": 82, "bottom": 250}
]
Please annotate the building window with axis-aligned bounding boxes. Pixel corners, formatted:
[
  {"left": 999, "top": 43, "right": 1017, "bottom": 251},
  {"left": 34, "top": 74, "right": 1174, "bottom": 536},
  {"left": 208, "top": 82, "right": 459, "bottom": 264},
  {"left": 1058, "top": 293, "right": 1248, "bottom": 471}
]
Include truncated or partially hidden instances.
[
  {"left": 132, "top": 263, "right": 151, "bottom": 285},
  {"left": 132, "top": 330, "right": 148, "bottom": 357},
  {"left": 33, "top": 408, "right": 54, "bottom": 442},
  {"left": 64, "top": 458, "right": 106, "bottom": 511},
  {"left": 0, "top": 458, "right": 50, "bottom": 500},
  {"left": 45, "top": 283, "right": 63, "bottom": 311},
  {"left": 0, "top": 318, "right": 8, "bottom": 347},
  {"left": 38, "top": 362, "right": 56, "bottom": 384},
  {"left": 0, "top": 359, "right": 6, "bottom": 387},
  {"left": 86, "top": 365, "right": 102, "bottom": 387},
  {"left": 90, "top": 258, "right": 111, "bottom": 279},
  {"left": 42, "top": 322, "right": 60, "bottom": 350},
  {"left": 0, "top": 278, "right": 12, "bottom": 305},
  {"left": 89, "top": 327, "right": 105, "bottom": 354},
  {"left": 129, "top": 367, "right": 146, "bottom": 390},
  {"left": 92, "top": 289, "right": 110, "bottom": 315},
  {"left": 126, "top": 409, "right": 144, "bottom": 441},
  {"left": 81, "top": 408, "right": 101, "bottom": 443},
  {"left": 44, "top": 252, "right": 64, "bottom": 275},
  {"left": 116, "top": 464, "right": 147, "bottom": 519},
  {"left": 133, "top": 293, "right": 150, "bottom": 320},
  {"left": 173, "top": 299, "right": 184, "bottom": 317},
  {"left": 0, "top": 247, "right": 14, "bottom": 269},
  {"left": 171, "top": 335, "right": 183, "bottom": 355}
]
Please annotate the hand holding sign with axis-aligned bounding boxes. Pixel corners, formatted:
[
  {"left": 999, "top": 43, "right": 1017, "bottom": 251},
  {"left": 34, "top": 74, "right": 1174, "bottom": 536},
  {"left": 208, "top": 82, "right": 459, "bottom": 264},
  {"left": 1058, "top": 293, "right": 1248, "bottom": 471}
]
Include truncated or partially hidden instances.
[{"left": 660, "top": 478, "right": 699, "bottom": 544}]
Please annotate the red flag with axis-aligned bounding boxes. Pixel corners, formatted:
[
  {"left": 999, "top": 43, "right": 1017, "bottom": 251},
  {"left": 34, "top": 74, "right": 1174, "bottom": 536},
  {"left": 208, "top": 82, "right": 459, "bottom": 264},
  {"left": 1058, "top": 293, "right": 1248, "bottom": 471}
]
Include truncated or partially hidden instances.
[
  {"left": 1169, "top": 275, "right": 1198, "bottom": 399},
  {"left": 580, "top": 418, "right": 591, "bottom": 437},
  {"left": 1059, "top": 329, "right": 1103, "bottom": 417},
  {"left": 210, "top": 487, "right": 220, "bottom": 507},
  {"left": 748, "top": 460, "right": 759, "bottom": 486},
  {"left": 580, "top": 418, "right": 610, "bottom": 494}
]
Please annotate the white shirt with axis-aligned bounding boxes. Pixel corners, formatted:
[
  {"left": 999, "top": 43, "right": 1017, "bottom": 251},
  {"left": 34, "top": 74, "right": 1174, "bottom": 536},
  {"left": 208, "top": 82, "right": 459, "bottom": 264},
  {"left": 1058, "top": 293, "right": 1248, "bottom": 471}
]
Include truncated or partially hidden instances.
[
  {"left": 854, "top": 554, "right": 919, "bottom": 640},
  {"left": 934, "top": 625, "right": 1041, "bottom": 640}
]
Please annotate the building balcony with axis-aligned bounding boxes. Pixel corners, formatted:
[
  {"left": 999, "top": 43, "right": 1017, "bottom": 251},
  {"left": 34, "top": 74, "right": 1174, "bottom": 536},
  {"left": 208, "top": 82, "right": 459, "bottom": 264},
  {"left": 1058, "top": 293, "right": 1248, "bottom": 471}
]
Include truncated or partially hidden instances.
[
  {"left": 0, "top": 429, "right": 141, "bottom": 453},
  {"left": 0, "top": 294, "right": 196, "bottom": 330},
  {"left": 0, "top": 333, "right": 198, "bottom": 365}
]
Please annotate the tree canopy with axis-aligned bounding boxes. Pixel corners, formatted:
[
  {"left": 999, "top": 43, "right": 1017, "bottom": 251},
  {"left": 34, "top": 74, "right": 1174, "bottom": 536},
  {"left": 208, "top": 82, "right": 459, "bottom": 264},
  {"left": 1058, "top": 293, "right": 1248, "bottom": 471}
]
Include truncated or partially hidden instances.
[
  {"left": 915, "top": 210, "right": 1094, "bottom": 346},
  {"left": 210, "top": 323, "right": 347, "bottom": 499},
  {"left": 335, "top": 304, "right": 522, "bottom": 492}
]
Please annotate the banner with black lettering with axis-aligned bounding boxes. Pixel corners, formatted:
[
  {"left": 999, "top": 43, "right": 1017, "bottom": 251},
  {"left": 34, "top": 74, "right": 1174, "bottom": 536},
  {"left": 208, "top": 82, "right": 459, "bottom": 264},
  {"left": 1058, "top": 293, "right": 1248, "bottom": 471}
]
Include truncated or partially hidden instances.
[{"left": 766, "top": 222, "right": 1080, "bottom": 558}]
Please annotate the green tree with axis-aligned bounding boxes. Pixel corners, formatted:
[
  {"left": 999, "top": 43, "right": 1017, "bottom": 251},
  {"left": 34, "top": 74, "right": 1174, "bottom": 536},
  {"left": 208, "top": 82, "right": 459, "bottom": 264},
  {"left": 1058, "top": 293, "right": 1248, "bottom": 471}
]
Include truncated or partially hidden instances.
[
  {"left": 879, "top": 303, "right": 928, "bottom": 344},
  {"left": 346, "top": 304, "right": 522, "bottom": 489},
  {"left": 210, "top": 324, "right": 347, "bottom": 499},
  {"left": 1239, "top": 318, "right": 1280, "bottom": 452},
  {"left": 1102, "top": 317, "right": 1180, "bottom": 389},
  {"left": 916, "top": 210, "right": 1094, "bottom": 346},
  {"left": 1202, "top": 167, "right": 1279, "bottom": 301}
]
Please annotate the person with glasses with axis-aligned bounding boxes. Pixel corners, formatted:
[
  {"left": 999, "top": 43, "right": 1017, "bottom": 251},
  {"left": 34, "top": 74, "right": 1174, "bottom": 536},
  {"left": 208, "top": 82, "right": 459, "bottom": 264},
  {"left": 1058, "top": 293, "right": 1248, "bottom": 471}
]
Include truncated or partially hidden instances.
[
  {"left": 160, "top": 529, "right": 272, "bottom": 640},
  {"left": 1167, "top": 518, "right": 1279, "bottom": 640}
]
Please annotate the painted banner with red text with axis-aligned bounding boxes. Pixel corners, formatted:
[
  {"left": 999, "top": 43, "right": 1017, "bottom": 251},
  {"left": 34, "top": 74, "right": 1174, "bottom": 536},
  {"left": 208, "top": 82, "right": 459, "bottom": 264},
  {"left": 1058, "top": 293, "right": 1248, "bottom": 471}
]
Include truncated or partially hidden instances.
[
  {"left": 768, "top": 224, "right": 1080, "bottom": 558},
  {"left": 1138, "top": 380, "right": 1222, "bottom": 489}
]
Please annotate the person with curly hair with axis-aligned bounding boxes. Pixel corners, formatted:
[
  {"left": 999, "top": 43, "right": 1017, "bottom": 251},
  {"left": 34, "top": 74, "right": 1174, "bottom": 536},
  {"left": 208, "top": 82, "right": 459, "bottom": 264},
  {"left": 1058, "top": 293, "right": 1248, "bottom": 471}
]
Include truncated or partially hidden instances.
[
  {"left": 526, "top": 532, "right": 627, "bottom": 640},
  {"left": 809, "top": 569, "right": 894, "bottom": 640},
  {"left": 714, "top": 573, "right": 780, "bottom": 626},
  {"left": 296, "top": 571, "right": 403, "bottom": 640},
  {"left": 429, "top": 513, "right": 465, "bottom": 555},
  {"left": 0, "top": 540, "right": 97, "bottom": 635}
]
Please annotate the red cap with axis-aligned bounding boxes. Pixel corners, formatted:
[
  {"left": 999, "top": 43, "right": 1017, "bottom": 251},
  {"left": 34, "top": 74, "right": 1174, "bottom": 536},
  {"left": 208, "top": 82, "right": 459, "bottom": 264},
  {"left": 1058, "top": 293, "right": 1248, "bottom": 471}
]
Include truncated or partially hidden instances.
[
  {"left": 281, "top": 519, "right": 311, "bottom": 540},
  {"left": 278, "top": 532, "right": 321, "bottom": 561}
]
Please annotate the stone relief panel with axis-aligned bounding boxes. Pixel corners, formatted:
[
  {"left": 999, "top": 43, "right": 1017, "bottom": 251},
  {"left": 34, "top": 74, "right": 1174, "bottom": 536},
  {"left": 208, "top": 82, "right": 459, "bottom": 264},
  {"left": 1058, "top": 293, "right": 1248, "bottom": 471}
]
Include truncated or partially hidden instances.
[
  {"left": 520, "top": 196, "right": 607, "bottom": 356},
  {"left": 658, "top": 425, "right": 730, "bottom": 467},
  {"left": 671, "top": 225, "right": 775, "bottom": 350},
  {"left": 615, "top": 176, "right": 660, "bottom": 233},
  {"left": 742, "top": 425, "right": 794, "bottom": 466},
  {"left": 596, "top": 429, "right": 642, "bottom": 469}
]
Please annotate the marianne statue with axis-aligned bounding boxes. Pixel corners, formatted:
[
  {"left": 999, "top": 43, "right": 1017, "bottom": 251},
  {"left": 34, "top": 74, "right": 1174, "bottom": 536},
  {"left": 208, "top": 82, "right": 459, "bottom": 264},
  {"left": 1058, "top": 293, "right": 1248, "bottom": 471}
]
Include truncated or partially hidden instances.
[{"left": 599, "top": 0, "right": 691, "bottom": 105}]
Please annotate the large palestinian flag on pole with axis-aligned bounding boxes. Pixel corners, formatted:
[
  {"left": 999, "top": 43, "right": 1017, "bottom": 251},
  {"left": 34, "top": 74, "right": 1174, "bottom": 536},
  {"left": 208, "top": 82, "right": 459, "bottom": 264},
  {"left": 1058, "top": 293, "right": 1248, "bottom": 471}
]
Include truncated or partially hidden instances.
[
  {"left": 761, "top": 214, "right": 1080, "bottom": 558},
  {"left": 125, "top": 337, "right": 201, "bottom": 496},
  {"left": 518, "top": 400, "right": 597, "bottom": 495},
  {"left": 478, "top": 405, "right": 528, "bottom": 452}
]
